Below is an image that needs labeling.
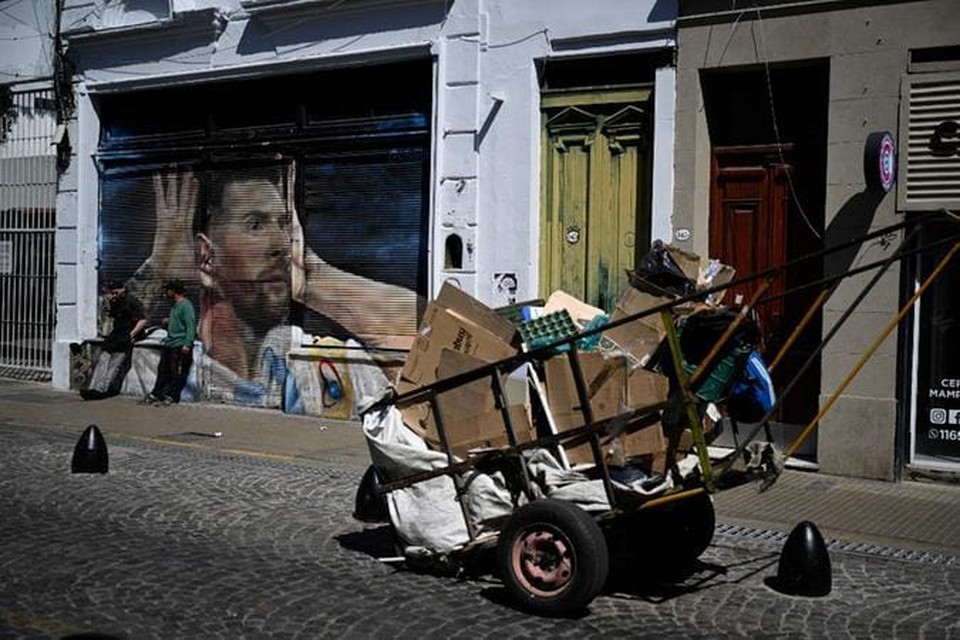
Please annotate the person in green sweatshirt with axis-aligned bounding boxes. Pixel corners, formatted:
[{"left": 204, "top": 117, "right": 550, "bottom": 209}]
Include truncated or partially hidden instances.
[{"left": 143, "top": 279, "right": 197, "bottom": 405}]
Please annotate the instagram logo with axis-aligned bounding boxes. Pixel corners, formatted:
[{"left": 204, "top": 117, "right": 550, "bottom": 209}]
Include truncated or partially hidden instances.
[{"left": 930, "top": 408, "right": 947, "bottom": 425}]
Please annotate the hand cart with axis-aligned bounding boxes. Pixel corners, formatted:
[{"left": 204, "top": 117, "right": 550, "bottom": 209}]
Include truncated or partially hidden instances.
[{"left": 358, "top": 209, "right": 960, "bottom": 616}]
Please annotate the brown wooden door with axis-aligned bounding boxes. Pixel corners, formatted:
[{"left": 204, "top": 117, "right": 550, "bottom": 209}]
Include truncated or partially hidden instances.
[
  {"left": 710, "top": 145, "right": 820, "bottom": 433},
  {"left": 710, "top": 148, "right": 789, "bottom": 338}
]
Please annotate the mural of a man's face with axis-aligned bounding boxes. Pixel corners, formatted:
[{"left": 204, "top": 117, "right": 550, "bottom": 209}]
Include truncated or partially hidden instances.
[{"left": 199, "top": 178, "right": 291, "bottom": 329}]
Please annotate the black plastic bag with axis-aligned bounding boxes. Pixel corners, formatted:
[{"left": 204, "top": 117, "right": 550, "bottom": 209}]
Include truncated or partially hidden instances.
[{"left": 628, "top": 240, "right": 697, "bottom": 298}]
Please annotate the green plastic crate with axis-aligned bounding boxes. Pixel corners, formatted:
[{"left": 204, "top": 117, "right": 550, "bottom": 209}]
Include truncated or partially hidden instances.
[
  {"left": 519, "top": 310, "right": 609, "bottom": 354},
  {"left": 683, "top": 349, "right": 748, "bottom": 403},
  {"left": 519, "top": 309, "right": 579, "bottom": 353}
]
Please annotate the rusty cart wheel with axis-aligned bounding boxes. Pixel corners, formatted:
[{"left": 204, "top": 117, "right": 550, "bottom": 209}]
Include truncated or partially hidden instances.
[{"left": 497, "top": 499, "right": 609, "bottom": 615}]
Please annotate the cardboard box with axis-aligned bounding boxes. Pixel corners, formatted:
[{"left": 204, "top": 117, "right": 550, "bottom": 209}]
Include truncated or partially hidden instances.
[
  {"left": 401, "top": 283, "right": 518, "bottom": 385},
  {"left": 398, "top": 349, "right": 535, "bottom": 458},
  {"left": 665, "top": 244, "right": 702, "bottom": 282},
  {"left": 544, "top": 353, "right": 669, "bottom": 472},
  {"left": 437, "top": 404, "right": 534, "bottom": 458},
  {"left": 603, "top": 288, "right": 671, "bottom": 366},
  {"left": 396, "top": 377, "right": 432, "bottom": 441},
  {"left": 435, "top": 282, "right": 518, "bottom": 343},
  {"left": 542, "top": 290, "right": 605, "bottom": 329}
]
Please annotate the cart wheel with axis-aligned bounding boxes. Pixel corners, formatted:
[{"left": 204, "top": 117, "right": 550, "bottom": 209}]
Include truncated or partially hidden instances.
[
  {"left": 659, "top": 492, "right": 715, "bottom": 564},
  {"left": 497, "top": 499, "right": 609, "bottom": 615}
]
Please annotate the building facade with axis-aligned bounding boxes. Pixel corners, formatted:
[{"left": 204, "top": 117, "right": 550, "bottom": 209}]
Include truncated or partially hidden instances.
[
  {"left": 4, "top": 0, "right": 958, "bottom": 484},
  {"left": 0, "top": 0, "right": 61, "bottom": 382},
  {"left": 673, "top": 0, "right": 960, "bottom": 480},
  {"left": 52, "top": 1, "right": 678, "bottom": 415}
]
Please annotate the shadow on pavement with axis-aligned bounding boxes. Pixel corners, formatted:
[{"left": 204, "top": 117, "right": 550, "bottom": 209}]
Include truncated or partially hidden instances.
[
  {"left": 336, "top": 525, "right": 400, "bottom": 560},
  {"left": 607, "top": 550, "right": 780, "bottom": 604}
]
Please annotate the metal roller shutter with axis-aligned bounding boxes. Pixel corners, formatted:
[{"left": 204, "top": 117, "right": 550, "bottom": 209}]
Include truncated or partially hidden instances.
[{"left": 300, "top": 147, "right": 426, "bottom": 342}]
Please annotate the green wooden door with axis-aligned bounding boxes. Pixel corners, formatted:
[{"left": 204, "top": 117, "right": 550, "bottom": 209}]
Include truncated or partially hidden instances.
[{"left": 540, "top": 89, "right": 652, "bottom": 312}]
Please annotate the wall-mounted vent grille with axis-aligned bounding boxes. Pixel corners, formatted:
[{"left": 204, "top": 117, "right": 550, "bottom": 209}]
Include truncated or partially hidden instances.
[{"left": 900, "top": 73, "right": 960, "bottom": 210}]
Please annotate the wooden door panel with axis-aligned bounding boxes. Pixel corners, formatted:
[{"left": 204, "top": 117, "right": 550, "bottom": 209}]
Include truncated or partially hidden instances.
[
  {"left": 558, "top": 142, "right": 590, "bottom": 300},
  {"left": 713, "top": 168, "right": 773, "bottom": 312},
  {"left": 541, "top": 100, "right": 651, "bottom": 312},
  {"left": 711, "top": 147, "right": 818, "bottom": 427}
]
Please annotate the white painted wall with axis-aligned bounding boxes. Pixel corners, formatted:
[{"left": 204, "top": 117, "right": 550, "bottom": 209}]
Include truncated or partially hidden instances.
[
  {"left": 52, "top": 0, "right": 677, "bottom": 387},
  {"left": 447, "top": 0, "right": 676, "bottom": 306},
  {"left": 0, "top": 0, "right": 55, "bottom": 81}
]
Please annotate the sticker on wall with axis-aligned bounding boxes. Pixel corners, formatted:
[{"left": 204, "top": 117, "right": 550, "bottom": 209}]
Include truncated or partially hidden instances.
[{"left": 492, "top": 272, "right": 519, "bottom": 307}]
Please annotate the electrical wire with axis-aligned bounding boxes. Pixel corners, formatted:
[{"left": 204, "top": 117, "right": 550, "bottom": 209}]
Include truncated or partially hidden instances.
[
  {"left": 753, "top": 3, "right": 823, "bottom": 241},
  {"left": 715, "top": 7, "right": 746, "bottom": 65},
  {"left": 31, "top": 0, "right": 52, "bottom": 73},
  {"left": 63, "top": 2, "right": 106, "bottom": 32},
  {"left": 262, "top": 0, "right": 350, "bottom": 39},
  {"left": 486, "top": 28, "right": 549, "bottom": 50},
  {"left": 0, "top": 4, "right": 41, "bottom": 31},
  {"left": 0, "top": 0, "right": 34, "bottom": 13}
]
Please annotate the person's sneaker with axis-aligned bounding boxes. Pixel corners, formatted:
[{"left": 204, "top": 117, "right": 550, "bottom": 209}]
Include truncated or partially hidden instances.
[
  {"left": 139, "top": 393, "right": 159, "bottom": 405},
  {"left": 160, "top": 396, "right": 174, "bottom": 406}
]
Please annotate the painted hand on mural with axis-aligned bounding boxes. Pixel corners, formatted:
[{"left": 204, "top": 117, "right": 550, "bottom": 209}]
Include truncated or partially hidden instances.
[
  {"left": 295, "top": 246, "right": 419, "bottom": 349},
  {"left": 151, "top": 169, "right": 199, "bottom": 288}
]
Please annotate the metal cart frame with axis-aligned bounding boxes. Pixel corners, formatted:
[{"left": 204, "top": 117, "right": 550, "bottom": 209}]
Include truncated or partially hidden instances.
[{"left": 362, "top": 210, "right": 959, "bottom": 614}]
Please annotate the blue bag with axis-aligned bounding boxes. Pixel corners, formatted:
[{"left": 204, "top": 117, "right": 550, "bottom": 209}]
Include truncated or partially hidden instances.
[{"left": 727, "top": 350, "right": 777, "bottom": 423}]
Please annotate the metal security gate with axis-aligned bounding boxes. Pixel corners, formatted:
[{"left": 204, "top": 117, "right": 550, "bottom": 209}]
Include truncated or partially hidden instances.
[{"left": 0, "top": 86, "right": 57, "bottom": 381}]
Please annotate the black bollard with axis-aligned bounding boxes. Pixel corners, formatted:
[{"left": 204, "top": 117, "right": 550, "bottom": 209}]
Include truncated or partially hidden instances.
[
  {"left": 353, "top": 465, "right": 389, "bottom": 523},
  {"left": 71, "top": 424, "right": 109, "bottom": 474},
  {"left": 771, "top": 520, "right": 831, "bottom": 597}
]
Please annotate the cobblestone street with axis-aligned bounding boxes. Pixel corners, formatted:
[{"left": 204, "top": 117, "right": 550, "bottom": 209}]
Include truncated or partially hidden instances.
[{"left": 1, "top": 423, "right": 958, "bottom": 639}]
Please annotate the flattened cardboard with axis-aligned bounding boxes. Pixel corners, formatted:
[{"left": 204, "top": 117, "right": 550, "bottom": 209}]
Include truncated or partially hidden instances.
[
  {"left": 399, "top": 350, "right": 534, "bottom": 458},
  {"left": 441, "top": 404, "right": 535, "bottom": 458},
  {"left": 435, "top": 349, "right": 497, "bottom": 420},
  {"left": 698, "top": 261, "right": 736, "bottom": 305},
  {"left": 542, "top": 290, "right": 605, "bottom": 328},
  {"left": 603, "top": 288, "right": 670, "bottom": 365},
  {"left": 396, "top": 378, "right": 431, "bottom": 441},
  {"left": 544, "top": 353, "right": 668, "bottom": 470},
  {"left": 545, "top": 352, "right": 623, "bottom": 429},
  {"left": 611, "top": 415, "right": 668, "bottom": 474},
  {"left": 625, "top": 367, "right": 670, "bottom": 411},
  {"left": 621, "top": 367, "right": 670, "bottom": 474},
  {"left": 665, "top": 244, "right": 702, "bottom": 282}
]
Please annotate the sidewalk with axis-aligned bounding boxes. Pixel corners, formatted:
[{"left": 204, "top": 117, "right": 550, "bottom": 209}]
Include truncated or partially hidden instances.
[
  {"left": 2, "top": 378, "right": 958, "bottom": 558},
  {"left": 0, "top": 378, "right": 369, "bottom": 470}
]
